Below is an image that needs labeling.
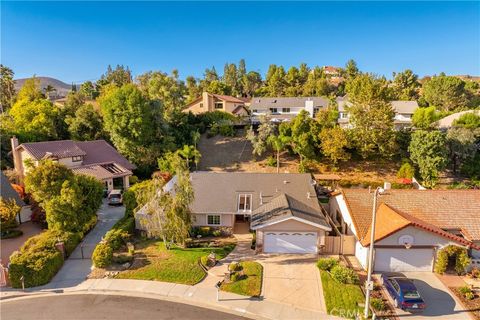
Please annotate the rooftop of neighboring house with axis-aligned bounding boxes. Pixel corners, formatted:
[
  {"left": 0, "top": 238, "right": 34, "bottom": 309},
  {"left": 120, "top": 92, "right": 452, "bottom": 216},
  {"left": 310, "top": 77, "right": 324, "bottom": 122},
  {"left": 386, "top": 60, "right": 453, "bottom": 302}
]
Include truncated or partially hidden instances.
[
  {"left": 436, "top": 110, "right": 480, "bottom": 129},
  {"left": 185, "top": 92, "right": 247, "bottom": 107},
  {"left": 249, "top": 97, "right": 330, "bottom": 110},
  {"left": 323, "top": 66, "right": 341, "bottom": 74},
  {"left": 0, "top": 171, "right": 25, "bottom": 206},
  {"left": 16, "top": 139, "right": 135, "bottom": 170},
  {"left": 336, "top": 97, "right": 418, "bottom": 114},
  {"left": 337, "top": 189, "right": 480, "bottom": 244}
]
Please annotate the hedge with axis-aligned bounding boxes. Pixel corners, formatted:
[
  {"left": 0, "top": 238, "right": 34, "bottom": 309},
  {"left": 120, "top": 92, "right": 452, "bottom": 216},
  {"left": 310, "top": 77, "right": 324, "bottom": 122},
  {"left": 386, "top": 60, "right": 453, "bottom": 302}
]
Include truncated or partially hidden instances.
[
  {"left": 8, "top": 229, "right": 82, "bottom": 288},
  {"left": 92, "top": 215, "right": 134, "bottom": 268}
]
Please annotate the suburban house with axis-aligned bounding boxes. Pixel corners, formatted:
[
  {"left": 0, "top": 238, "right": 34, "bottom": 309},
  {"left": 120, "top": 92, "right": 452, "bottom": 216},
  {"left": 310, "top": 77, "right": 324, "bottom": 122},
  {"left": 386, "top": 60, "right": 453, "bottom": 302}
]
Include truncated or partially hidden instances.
[
  {"left": 0, "top": 171, "right": 31, "bottom": 224},
  {"left": 323, "top": 66, "right": 341, "bottom": 76},
  {"left": 337, "top": 97, "right": 419, "bottom": 129},
  {"left": 184, "top": 92, "right": 248, "bottom": 116},
  {"left": 10, "top": 137, "right": 136, "bottom": 191},
  {"left": 249, "top": 97, "right": 330, "bottom": 123},
  {"left": 328, "top": 188, "right": 480, "bottom": 272},
  {"left": 136, "top": 172, "right": 332, "bottom": 254}
]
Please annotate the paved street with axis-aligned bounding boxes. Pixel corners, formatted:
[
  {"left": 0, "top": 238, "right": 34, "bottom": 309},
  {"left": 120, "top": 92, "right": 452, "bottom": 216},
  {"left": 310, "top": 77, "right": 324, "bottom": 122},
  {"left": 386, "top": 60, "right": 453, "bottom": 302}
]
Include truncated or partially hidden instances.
[
  {"left": 40, "top": 201, "right": 125, "bottom": 289},
  {"left": 0, "top": 294, "right": 248, "bottom": 320}
]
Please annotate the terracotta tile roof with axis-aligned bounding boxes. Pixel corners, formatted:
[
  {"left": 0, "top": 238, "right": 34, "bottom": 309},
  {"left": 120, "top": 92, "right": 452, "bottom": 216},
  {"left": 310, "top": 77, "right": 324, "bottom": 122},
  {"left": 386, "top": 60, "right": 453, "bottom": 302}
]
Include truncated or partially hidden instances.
[
  {"left": 340, "top": 189, "right": 480, "bottom": 242},
  {"left": 19, "top": 140, "right": 86, "bottom": 159}
]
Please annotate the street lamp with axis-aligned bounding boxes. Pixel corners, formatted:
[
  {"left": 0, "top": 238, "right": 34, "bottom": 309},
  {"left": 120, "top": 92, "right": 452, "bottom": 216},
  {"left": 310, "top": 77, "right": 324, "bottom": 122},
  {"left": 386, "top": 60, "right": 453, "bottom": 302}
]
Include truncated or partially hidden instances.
[{"left": 364, "top": 187, "right": 385, "bottom": 319}]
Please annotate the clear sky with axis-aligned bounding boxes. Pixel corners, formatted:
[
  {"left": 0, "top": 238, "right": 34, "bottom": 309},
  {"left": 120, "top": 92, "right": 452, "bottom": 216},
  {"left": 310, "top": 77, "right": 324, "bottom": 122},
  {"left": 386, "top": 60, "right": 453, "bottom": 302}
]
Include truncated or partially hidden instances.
[{"left": 1, "top": 1, "right": 479, "bottom": 83}]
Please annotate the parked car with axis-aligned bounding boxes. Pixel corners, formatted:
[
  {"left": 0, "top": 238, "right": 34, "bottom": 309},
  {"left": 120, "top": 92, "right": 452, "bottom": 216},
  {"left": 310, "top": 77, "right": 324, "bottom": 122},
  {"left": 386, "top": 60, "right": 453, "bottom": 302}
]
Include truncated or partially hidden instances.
[
  {"left": 381, "top": 273, "right": 426, "bottom": 312},
  {"left": 108, "top": 189, "right": 123, "bottom": 205}
]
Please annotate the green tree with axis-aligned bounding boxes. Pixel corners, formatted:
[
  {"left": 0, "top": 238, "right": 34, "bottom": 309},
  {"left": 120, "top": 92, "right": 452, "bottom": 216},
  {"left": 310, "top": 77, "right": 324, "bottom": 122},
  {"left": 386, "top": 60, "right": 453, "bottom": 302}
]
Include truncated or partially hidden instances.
[
  {"left": 223, "top": 63, "right": 238, "bottom": 95},
  {"left": 345, "top": 74, "right": 396, "bottom": 158},
  {"left": 289, "top": 110, "right": 320, "bottom": 165},
  {"left": 186, "top": 76, "right": 201, "bottom": 102},
  {"left": 319, "top": 127, "right": 350, "bottom": 165},
  {"left": 79, "top": 81, "right": 97, "bottom": 99},
  {"left": 392, "top": 69, "right": 420, "bottom": 100},
  {"left": 96, "top": 65, "right": 132, "bottom": 90},
  {"left": 422, "top": 75, "right": 468, "bottom": 111},
  {"left": 453, "top": 112, "right": 480, "bottom": 130},
  {"left": 315, "top": 102, "right": 339, "bottom": 129},
  {"left": 412, "top": 106, "right": 440, "bottom": 129},
  {"left": 285, "top": 66, "right": 303, "bottom": 97},
  {"left": 246, "top": 115, "right": 276, "bottom": 157},
  {"left": 242, "top": 71, "right": 263, "bottom": 97},
  {"left": 176, "top": 145, "right": 201, "bottom": 170},
  {"left": 409, "top": 130, "right": 448, "bottom": 187},
  {"left": 0, "top": 65, "right": 15, "bottom": 112},
  {"left": 99, "top": 84, "right": 165, "bottom": 168},
  {"left": 303, "top": 67, "right": 330, "bottom": 96},
  {"left": 267, "top": 133, "right": 291, "bottom": 173},
  {"left": 66, "top": 103, "right": 106, "bottom": 141},
  {"left": 446, "top": 127, "right": 477, "bottom": 174},
  {"left": 9, "top": 78, "right": 59, "bottom": 141},
  {"left": 344, "top": 59, "right": 359, "bottom": 79},
  {"left": 265, "top": 65, "right": 286, "bottom": 96},
  {"left": 207, "top": 80, "right": 232, "bottom": 95},
  {"left": 0, "top": 197, "right": 20, "bottom": 231}
]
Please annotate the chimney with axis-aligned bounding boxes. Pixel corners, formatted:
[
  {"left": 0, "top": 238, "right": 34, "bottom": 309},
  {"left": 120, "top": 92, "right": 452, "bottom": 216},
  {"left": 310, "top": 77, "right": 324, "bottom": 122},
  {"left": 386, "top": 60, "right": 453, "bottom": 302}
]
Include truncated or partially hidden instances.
[
  {"left": 383, "top": 182, "right": 391, "bottom": 190},
  {"left": 10, "top": 136, "right": 24, "bottom": 184}
]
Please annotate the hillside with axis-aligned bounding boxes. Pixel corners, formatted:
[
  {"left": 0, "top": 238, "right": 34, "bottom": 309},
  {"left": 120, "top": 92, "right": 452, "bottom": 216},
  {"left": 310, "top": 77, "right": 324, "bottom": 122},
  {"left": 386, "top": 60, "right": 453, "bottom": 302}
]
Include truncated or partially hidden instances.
[{"left": 14, "top": 76, "right": 78, "bottom": 98}]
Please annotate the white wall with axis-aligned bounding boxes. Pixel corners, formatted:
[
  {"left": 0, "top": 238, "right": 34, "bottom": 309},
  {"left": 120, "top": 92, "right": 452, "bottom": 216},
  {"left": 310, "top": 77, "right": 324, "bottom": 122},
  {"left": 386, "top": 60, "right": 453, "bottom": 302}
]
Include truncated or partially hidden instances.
[
  {"left": 192, "top": 213, "right": 234, "bottom": 227},
  {"left": 376, "top": 225, "right": 459, "bottom": 248},
  {"left": 329, "top": 194, "right": 358, "bottom": 236},
  {"left": 355, "top": 241, "right": 369, "bottom": 269}
]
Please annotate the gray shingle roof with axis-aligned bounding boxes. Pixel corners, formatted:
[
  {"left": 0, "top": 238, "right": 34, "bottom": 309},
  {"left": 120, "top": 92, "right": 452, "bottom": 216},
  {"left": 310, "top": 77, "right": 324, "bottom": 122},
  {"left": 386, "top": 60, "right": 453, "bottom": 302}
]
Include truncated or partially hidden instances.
[
  {"left": 251, "top": 193, "right": 330, "bottom": 229},
  {"left": 19, "top": 140, "right": 86, "bottom": 159},
  {"left": 249, "top": 97, "right": 329, "bottom": 109},
  {"left": 190, "top": 172, "right": 329, "bottom": 229},
  {"left": 337, "top": 99, "right": 418, "bottom": 114},
  {"left": 0, "top": 171, "right": 25, "bottom": 206}
]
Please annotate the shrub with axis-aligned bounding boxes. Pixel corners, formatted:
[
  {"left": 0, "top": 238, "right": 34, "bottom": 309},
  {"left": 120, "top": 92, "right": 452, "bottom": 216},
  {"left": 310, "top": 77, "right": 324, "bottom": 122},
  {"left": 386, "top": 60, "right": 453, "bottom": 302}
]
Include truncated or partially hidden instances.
[
  {"left": 397, "top": 162, "right": 415, "bottom": 179},
  {"left": 266, "top": 155, "right": 277, "bottom": 167},
  {"left": 212, "top": 230, "right": 222, "bottom": 237},
  {"left": 0, "top": 197, "right": 20, "bottom": 231},
  {"left": 435, "top": 245, "right": 470, "bottom": 275},
  {"left": 8, "top": 230, "right": 75, "bottom": 288},
  {"left": 317, "top": 258, "right": 339, "bottom": 271},
  {"left": 200, "top": 256, "right": 209, "bottom": 268},
  {"left": 231, "top": 272, "right": 242, "bottom": 282},
  {"left": 92, "top": 242, "right": 113, "bottom": 268},
  {"left": 470, "top": 267, "right": 480, "bottom": 279},
  {"left": 465, "top": 292, "right": 475, "bottom": 300},
  {"left": 229, "top": 262, "right": 240, "bottom": 272},
  {"left": 459, "top": 285, "right": 472, "bottom": 295},
  {"left": 330, "top": 265, "right": 359, "bottom": 284},
  {"left": 370, "top": 298, "right": 386, "bottom": 311}
]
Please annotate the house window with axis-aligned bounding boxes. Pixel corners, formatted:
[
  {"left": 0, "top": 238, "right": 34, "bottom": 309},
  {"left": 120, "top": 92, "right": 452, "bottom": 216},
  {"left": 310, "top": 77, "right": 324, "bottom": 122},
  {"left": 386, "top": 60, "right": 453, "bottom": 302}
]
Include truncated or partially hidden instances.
[
  {"left": 238, "top": 194, "right": 252, "bottom": 211},
  {"left": 207, "top": 215, "right": 220, "bottom": 225},
  {"left": 200, "top": 103, "right": 204, "bottom": 108},
  {"left": 313, "top": 107, "right": 320, "bottom": 117},
  {"left": 282, "top": 108, "right": 290, "bottom": 113},
  {"left": 215, "top": 102, "right": 223, "bottom": 109},
  {"left": 269, "top": 108, "right": 278, "bottom": 114},
  {"left": 72, "top": 156, "right": 82, "bottom": 162}
]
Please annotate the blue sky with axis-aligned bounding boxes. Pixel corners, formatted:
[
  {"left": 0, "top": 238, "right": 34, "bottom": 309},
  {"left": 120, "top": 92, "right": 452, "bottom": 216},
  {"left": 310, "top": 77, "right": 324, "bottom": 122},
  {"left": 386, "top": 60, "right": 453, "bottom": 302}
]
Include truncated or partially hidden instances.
[{"left": 1, "top": 1, "right": 479, "bottom": 83}]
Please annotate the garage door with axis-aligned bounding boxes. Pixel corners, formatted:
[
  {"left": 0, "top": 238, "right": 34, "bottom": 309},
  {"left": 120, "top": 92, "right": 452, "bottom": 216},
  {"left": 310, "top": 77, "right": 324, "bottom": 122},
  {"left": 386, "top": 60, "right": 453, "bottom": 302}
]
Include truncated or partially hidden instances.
[
  {"left": 264, "top": 232, "right": 317, "bottom": 253},
  {"left": 374, "top": 248, "right": 434, "bottom": 272}
]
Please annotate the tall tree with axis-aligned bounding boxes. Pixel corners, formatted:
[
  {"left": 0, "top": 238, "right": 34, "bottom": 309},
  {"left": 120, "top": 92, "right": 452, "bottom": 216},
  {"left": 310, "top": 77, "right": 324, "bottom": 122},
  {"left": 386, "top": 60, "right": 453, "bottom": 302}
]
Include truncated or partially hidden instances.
[
  {"left": 186, "top": 76, "right": 201, "bottom": 102},
  {"left": 246, "top": 115, "right": 276, "bottom": 157},
  {"left": 319, "top": 126, "right": 350, "bottom": 165},
  {"left": 99, "top": 84, "right": 164, "bottom": 168},
  {"left": 422, "top": 75, "right": 468, "bottom": 111},
  {"left": 0, "top": 65, "right": 15, "bottom": 112},
  {"left": 265, "top": 65, "right": 286, "bottom": 96},
  {"left": 79, "top": 81, "right": 97, "bottom": 99},
  {"left": 289, "top": 110, "right": 320, "bottom": 166},
  {"left": 392, "top": 69, "right": 420, "bottom": 100},
  {"left": 446, "top": 127, "right": 477, "bottom": 174},
  {"left": 345, "top": 74, "right": 396, "bottom": 158},
  {"left": 267, "top": 133, "right": 291, "bottom": 173},
  {"left": 96, "top": 65, "right": 132, "bottom": 90},
  {"left": 223, "top": 63, "right": 238, "bottom": 95},
  {"left": 344, "top": 59, "right": 359, "bottom": 79},
  {"left": 66, "top": 103, "right": 106, "bottom": 141},
  {"left": 409, "top": 130, "right": 448, "bottom": 188},
  {"left": 285, "top": 66, "right": 302, "bottom": 97},
  {"left": 242, "top": 71, "right": 262, "bottom": 97},
  {"left": 303, "top": 67, "right": 330, "bottom": 96}
]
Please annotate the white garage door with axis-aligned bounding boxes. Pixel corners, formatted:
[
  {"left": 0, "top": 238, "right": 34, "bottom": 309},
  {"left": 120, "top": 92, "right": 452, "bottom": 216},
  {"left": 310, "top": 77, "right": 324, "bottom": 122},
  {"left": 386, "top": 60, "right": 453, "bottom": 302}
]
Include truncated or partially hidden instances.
[
  {"left": 264, "top": 232, "right": 317, "bottom": 254},
  {"left": 374, "top": 248, "right": 434, "bottom": 272}
]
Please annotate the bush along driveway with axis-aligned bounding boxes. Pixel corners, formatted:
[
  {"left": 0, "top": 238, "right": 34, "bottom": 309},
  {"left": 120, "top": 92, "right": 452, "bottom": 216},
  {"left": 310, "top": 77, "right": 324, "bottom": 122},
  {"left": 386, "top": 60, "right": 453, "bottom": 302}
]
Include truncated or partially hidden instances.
[{"left": 115, "top": 239, "right": 235, "bottom": 285}]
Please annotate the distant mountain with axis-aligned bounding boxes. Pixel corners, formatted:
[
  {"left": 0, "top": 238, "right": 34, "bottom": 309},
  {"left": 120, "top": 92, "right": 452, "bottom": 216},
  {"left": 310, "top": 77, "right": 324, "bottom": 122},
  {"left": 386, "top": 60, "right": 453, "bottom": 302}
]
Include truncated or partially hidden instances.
[{"left": 14, "top": 76, "right": 79, "bottom": 98}]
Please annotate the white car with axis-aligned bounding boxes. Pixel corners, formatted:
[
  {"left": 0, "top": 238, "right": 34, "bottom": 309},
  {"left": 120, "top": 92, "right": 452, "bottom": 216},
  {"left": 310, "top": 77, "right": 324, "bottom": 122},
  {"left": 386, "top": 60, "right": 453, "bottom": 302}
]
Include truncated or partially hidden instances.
[{"left": 108, "top": 190, "right": 123, "bottom": 205}]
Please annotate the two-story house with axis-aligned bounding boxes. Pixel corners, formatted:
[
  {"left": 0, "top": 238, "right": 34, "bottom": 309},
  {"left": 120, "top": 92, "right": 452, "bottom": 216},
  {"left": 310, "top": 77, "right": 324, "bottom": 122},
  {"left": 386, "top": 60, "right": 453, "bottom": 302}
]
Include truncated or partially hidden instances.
[
  {"left": 249, "top": 97, "right": 330, "bottom": 123},
  {"left": 11, "top": 137, "right": 135, "bottom": 191},
  {"left": 337, "top": 97, "right": 418, "bottom": 130},
  {"left": 136, "top": 172, "right": 331, "bottom": 254},
  {"left": 183, "top": 92, "right": 248, "bottom": 116}
]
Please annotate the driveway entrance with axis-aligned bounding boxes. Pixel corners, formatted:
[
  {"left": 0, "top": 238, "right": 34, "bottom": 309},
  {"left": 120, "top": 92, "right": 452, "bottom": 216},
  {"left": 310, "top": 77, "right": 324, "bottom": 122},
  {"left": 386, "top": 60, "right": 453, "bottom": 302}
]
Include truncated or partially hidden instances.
[{"left": 259, "top": 254, "right": 325, "bottom": 312}]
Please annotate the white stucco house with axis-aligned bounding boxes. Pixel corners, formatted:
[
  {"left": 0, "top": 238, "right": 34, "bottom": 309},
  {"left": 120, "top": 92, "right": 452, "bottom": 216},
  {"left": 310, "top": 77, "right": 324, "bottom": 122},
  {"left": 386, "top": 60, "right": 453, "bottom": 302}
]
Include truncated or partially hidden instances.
[{"left": 328, "top": 189, "right": 480, "bottom": 272}]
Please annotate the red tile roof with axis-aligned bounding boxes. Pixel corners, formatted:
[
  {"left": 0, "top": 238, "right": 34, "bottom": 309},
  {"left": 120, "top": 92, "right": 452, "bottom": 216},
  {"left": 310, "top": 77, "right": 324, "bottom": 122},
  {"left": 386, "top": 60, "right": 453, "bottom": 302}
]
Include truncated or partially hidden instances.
[
  {"left": 211, "top": 93, "right": 245, "bottom": 104},
  {"left": 340, "top": 189, "right": 480, "bottom": 242}
]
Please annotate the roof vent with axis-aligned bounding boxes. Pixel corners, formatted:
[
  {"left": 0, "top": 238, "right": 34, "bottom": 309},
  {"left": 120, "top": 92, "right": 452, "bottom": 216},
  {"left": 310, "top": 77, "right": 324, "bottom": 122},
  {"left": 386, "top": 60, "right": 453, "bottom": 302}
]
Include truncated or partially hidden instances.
[{"left": 283, "top": 180, "right": 288, "bottom": 184}]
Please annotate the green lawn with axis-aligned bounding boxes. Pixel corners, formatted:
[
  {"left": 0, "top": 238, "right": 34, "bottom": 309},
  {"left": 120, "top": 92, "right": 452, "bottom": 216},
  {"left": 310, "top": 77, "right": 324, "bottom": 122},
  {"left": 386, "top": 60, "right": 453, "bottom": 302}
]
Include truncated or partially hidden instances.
[
  {"left": 116, "top": 240, "right": 235, "bottom": 285},
  {"left": 221, "top": 261, "right": 263, "bottom": 297},
  {"left": 320, "top": 271, "right": 365, "bottom": 319}
]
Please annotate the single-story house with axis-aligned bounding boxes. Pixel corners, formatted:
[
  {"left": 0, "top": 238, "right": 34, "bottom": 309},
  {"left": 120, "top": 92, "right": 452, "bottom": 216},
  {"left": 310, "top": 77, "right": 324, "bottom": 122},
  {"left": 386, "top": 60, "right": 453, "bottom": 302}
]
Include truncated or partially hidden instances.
[
  {"left": 11, "top": 137, "right": 136, "bottom": 191},
  {"left": 249, "top": 97, "right": 329, "bottom": 123},
  {"left": 136, "top": 172, "right": 331, "bottom": 254},
  {"left": 0, "top": 171, "right": 30, "bottom": 224},
  {"left": 329, "top": 188, "right": 480, "bottom": 272},
  {"left": 183, "top": 92, "right": 249, "bottom": 116},
  {"left": 337, "top": 97, "right": 418, "bottom": 130}
]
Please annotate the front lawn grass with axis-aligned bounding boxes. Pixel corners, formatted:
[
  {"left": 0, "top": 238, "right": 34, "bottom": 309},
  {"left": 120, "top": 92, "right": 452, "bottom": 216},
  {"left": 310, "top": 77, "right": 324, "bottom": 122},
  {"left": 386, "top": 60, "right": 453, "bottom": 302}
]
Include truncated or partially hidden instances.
[
  {"left": 320, "top": 270, "right": 364, "bottom": 319},
  {"left": 116, "top": 239, "right": 235, "bottom": 285},
  {"left": 221, "top": 261, "right": 263, "bottom": 297}
]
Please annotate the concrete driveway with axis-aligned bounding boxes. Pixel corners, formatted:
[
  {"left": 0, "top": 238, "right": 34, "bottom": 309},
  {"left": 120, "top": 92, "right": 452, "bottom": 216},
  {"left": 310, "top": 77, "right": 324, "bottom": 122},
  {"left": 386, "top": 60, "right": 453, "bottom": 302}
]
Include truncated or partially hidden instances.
[
  {"left": 385, "top": 272, "right": 472, "bottom": 320},
  {"left": 258, "top": 254, "right": 325, "bottom": 313}
]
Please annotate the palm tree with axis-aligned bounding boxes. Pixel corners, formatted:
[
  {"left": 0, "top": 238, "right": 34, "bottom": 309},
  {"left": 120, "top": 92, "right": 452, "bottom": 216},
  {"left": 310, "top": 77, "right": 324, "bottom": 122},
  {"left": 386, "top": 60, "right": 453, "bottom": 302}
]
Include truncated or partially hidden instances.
[
  {"left": 177, "top": 145, "right": 201, "bottom": 171},
  {"left": 192, "top": 130, "right": 201, "bottom": 150},
  {"left": 43, "top": 84, "right": 56, "bottom": 99}
]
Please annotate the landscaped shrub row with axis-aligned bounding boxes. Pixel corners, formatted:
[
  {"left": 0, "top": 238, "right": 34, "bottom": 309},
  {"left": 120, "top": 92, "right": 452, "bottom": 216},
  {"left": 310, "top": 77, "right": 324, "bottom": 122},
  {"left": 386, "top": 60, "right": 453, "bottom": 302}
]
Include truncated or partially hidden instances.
[
  {"left": 8, "top": 229, "right": 83, "bottom": 288},
  {"left": 190, "top": 226, "right": 232, "bottom": 238},
  {"left": 316, "top": 258, "right": 339, "bottom": 271},
  {"left": 92, "top": 215, "right": 135, "bottom": 268},
  {"left": 330, "top": 265, "right": 360, "bottom": 284}
]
